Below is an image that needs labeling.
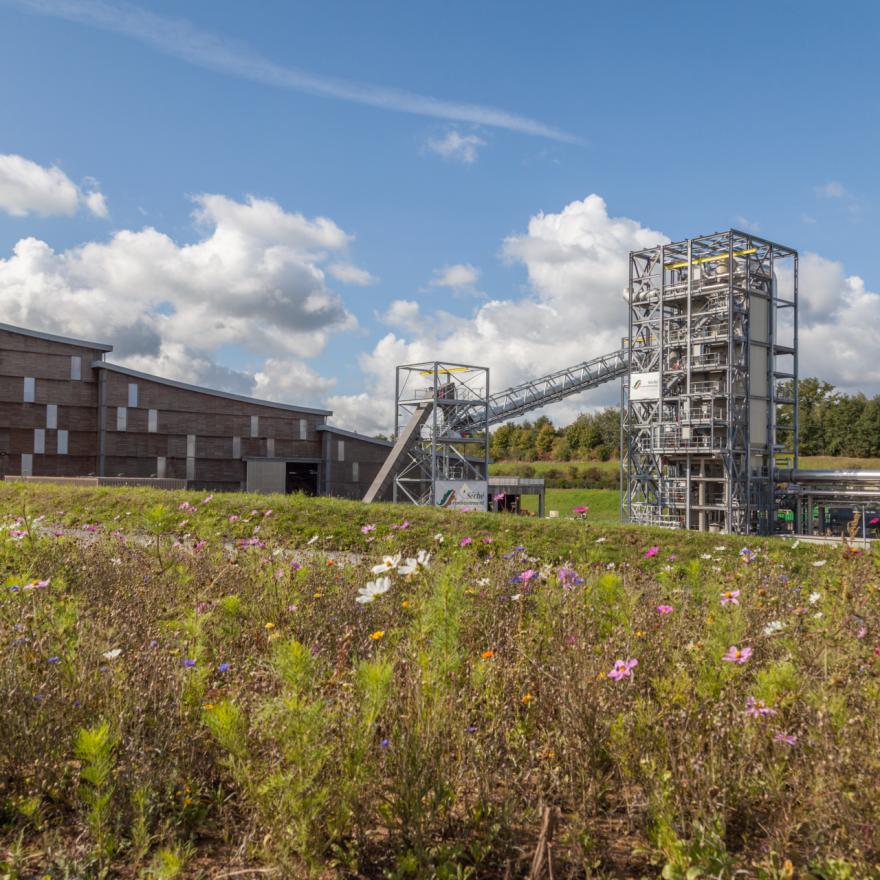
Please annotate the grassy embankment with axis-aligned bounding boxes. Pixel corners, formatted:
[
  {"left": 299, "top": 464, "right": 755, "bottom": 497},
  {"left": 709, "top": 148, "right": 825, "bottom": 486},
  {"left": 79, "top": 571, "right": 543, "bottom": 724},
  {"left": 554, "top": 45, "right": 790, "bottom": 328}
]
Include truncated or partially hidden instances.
[
  {"left": 490, "top": 456, "right": 880, "bottom": 520},
  {"left": 1, "top": 482, "right": 879, "bottom": 878}
]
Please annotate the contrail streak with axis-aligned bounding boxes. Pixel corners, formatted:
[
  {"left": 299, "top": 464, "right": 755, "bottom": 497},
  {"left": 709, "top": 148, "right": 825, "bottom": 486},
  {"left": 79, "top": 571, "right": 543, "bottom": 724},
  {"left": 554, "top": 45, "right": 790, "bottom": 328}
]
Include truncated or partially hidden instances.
[{"left": 8, "top": 0, "right": 581, "bottom": 143}]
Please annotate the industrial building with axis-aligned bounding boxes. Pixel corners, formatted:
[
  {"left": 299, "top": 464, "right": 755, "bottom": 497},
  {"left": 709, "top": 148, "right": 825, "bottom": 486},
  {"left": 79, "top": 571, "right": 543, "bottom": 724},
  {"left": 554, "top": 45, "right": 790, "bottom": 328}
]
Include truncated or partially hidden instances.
[
  {"left": 363, "top": 230, "right": 880, "bottom": 538},
  {"left": 0, "top": 322, "right": 392, "bottom": 499},
  {"left": 4, "top": 227, "right": 879, "bottom": 537}
]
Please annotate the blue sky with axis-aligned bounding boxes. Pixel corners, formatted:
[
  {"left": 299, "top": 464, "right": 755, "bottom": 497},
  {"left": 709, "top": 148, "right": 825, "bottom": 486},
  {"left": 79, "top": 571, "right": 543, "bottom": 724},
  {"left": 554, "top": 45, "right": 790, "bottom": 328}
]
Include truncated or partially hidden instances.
[{"left": 1, "top": 0, "right": 878, "bottom": 431}]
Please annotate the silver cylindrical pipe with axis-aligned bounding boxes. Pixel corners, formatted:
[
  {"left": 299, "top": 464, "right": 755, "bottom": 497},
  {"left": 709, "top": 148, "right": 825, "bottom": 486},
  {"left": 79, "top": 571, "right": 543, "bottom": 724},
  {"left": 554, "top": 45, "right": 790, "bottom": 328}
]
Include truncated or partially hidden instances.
[{"left": 775, "top": 469, "right": 880, "bottom": 483}]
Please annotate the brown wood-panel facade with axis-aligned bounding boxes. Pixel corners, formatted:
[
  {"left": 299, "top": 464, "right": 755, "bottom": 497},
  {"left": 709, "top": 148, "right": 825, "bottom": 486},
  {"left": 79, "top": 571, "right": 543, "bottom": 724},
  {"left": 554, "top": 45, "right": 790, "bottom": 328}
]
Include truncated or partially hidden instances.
[
  {"left": 1, "top": 324, "right": 395, "bottom": 501},
  {"left": 0, "top": 325, "right": 110, "bottom": 479}
]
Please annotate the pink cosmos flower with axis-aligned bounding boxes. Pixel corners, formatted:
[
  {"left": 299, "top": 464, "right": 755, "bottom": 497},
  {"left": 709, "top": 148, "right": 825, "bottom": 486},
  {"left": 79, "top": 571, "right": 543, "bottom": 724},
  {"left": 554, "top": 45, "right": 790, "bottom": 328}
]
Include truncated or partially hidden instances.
[
  {"left": 745, "top": 696, "right": 776, "bottom": 718},
  {"left": 720, "top": 589, "right": 741, "bottom": 606},
  {"left": 459, "top": 537, "right": 472, "bottom": 547},
  {"left": 608, "top": 658, "right": 638, "bottom": 681},
  {"left": 361, "top": 524, "right": 376, "bottom": 534},
  {"left": 656, "top": 604, "right": 673, "bottom": 615},
  {"left": 228, "top": 515, "right": 240, "bottom": 523},
  {"left": 722, "top": 645, "right": 752, "bottom": 664},
  {"left": 572, "top": 506, "right": 589, "bottom": 514},
  {"left": 644, "top": 546, "right": 659, "bottom": 558},
  {"left": 773, "top": 732, "right": 797, "bottom": 746},
  {"left": 514, "top": 569, "right": 538, "bottom": 583}
]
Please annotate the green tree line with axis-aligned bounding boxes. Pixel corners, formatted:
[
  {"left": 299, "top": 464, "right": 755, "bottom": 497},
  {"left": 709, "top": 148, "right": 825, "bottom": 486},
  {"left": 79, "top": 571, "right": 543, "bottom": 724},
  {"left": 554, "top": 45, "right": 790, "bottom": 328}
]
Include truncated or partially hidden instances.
[
  {"left": 490, "top": 408, "right": 620, "bottom": 462},
  {"left": 778, "top": 378, "right": 880, "bottom": 457},
  {"left": 489, "top": 379, "right": 880, "bottom": 462}
]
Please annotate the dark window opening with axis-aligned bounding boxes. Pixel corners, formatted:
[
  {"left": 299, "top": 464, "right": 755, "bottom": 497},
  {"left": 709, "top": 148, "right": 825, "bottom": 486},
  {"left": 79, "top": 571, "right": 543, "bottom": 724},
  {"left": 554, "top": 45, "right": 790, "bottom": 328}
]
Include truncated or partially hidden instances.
[{"left": 286, "top": 462, "right": 318, "bottom": 495}]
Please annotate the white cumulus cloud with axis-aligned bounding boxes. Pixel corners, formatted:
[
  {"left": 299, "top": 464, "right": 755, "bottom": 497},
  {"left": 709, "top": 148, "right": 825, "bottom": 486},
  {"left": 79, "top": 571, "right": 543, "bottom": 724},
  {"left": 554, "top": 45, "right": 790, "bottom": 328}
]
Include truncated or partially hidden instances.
[
  {"left": 328, "top": 262, "right": 378, "bottom": 285},
  {"left": 0, "top": 192, "right": 366, "bottom": 405},
  {"left": 331, "top": 195, "right": 666, "bottom": 433},
  {"left": 0, "top": 153, "right": 108, "bottom": 217}
]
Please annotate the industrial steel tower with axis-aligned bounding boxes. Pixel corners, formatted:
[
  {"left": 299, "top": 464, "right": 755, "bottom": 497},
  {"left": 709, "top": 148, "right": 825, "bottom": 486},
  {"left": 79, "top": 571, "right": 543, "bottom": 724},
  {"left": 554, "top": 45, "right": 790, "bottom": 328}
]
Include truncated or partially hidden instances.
[{"left": 621, "top": 230, "right": 798, "bottom": 534}]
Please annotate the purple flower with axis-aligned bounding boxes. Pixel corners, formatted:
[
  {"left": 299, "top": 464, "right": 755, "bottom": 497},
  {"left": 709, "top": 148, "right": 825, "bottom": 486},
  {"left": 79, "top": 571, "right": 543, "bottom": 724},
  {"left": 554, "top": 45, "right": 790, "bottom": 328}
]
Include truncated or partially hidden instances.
[
  {"left": 512, "top": 568, "right": 538, "bottom": 584},
  {"left": 745, "top": 696, "right": 776, "bottom": 718},
  {"left": 390, "top": 520, "right": 410, "bottom": 530},
  {"left": 47, "top": 656, "right": 60, "bottom": 663},
  {"left": 379, "top": 738, "right": 390, "bottom": 749},
  {"left": 361, "top": 523, "right": 376, "bottom": 534},
  {"left": 644, "top": 546, "right": 659, "bottom": 558},
  {"left": 773, "top": 732, "right": 797, "bottom": 746},
  {"left": 722, "top": 645, "right": 752, "bottom": 664},
  {"left": 149, "top": 639, "right": 158, "bottom": 649},
  {"left": 608, "top": 658, "right": 638, "bottom": 681},
  {"left": 493, "top": 492, "right": 505, "bottom": 502},
  {"left": 218, "top": 662, "right": 230, "bottom": 673},
  {"left": 656, "top": 604, "right": 674, "bottom": 615},
  {"left": 183, "top": 658, "right": 197, "bottom": 668},
  {"left": 557, "top": 567, "right": 584, "bottom": 588},
  {"left": 466, "top": 724, "right": 477, "bottom": 733},
  {"left": 459, "top": 537, "right": 472, "bottom": 547}
]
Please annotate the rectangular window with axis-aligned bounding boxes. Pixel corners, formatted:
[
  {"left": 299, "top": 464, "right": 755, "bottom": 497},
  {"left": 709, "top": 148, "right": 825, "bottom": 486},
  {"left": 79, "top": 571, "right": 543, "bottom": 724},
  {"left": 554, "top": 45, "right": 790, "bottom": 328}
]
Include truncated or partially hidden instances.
[
  {"left": 338, "top": 440, "right": 345, "bottom": 461},
  {"left": 299, "top": 418, "right": 307, "bottom": 440},
  {"left": 186, "top": 457, "right": 195, "bottom": 481},
  {"left": 186, "top": 434, "right": 196, "bottom": 458},
  {"left": 23, "top": 377, "right": 35, "bottom": 403},
  {"left": 128, "top": 383, "right": 138, "bottom": 407},
  {"left": 70, "top": 356, "right": 81, "bottom": 381},
  {"left": 156, "top": 456, "right": 166, "bottom": 478},
  {"left": 46, "top": 404, "right": 57, "bottom": 430},
  {"left": 116, "top": 407, "right": 127, "bottom": 431},
  {"left": 232, "top": 435, "right": 241, "bottom": 458},
  {"left": 21, "top": 453, "right": 33, "bottom": 476},
  {"left": 250, "top": 415, "right": 259, "bottom": 437},
  {"left": 57, "top": 430, "right": 68, "bottom": 455},
  {"left": 148, "top": 409, "right": 158, "bottom": 432},
  {"left": 352, "top": 461, "right": 359, "bottom": 482},
  {"left": 33, "top": 428, "right": 45, "bottom": 454},
  {"left": 266, "top": 437, "right": 275, "bottom": 458}
]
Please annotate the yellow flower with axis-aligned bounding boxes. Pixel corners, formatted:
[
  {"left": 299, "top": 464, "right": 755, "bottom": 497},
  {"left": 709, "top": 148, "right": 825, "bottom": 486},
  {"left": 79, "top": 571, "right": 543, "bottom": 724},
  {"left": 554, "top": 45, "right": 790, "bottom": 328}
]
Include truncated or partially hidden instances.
[
  {"left": 401, "top": 600, "right": 410, "bottom": 609},
  {"left": 313, "top": 592, "right": 322, "bottom": 599},
  {"left": 370, "top": 630, "right": 385, "bottom": 641},
  {"left": 203, "top": 703, "right": 214, "bottom": 711},
  {"left": 264, "top": 622, "right": 275, "bottom": 630},
  {"left": 521, "top": 693, "right": 534, "bottom": 706},
  {"left": 635, "top": 630, "right": 646, "bottom": 638}
]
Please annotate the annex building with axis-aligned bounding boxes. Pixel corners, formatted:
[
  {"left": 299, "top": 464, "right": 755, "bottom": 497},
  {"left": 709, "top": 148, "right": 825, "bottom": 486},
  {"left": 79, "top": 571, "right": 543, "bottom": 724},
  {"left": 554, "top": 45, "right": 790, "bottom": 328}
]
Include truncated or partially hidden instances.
[{"left": 0, "top": 322, "right": 391, "bottom": 499}]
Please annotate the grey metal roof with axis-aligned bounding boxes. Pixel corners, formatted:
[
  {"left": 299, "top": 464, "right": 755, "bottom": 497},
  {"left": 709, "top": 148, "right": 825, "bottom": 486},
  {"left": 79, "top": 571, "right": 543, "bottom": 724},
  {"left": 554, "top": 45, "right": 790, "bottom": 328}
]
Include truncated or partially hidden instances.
[
  {"left": 91, "top": 361, "right": 332, "bottom": 416},
  {"left": 316, "top": 424, "right": 393, "bottom": 447},
  {"left": 0, "top": 321, "right": 113, "bottom": 352}
]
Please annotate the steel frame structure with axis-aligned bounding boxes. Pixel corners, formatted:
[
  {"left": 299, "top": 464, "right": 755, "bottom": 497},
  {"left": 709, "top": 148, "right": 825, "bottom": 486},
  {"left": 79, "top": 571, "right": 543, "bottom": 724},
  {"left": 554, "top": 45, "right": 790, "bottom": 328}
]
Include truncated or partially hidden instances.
[
  {"left": 621, "top": 230, "right": 798, "bottom": 534},
  {"left": 391, "top": 362, "right": 490, "bottom": 506},
  {"left": 451, "top": 349, "right": 628, "bottom": 431}
]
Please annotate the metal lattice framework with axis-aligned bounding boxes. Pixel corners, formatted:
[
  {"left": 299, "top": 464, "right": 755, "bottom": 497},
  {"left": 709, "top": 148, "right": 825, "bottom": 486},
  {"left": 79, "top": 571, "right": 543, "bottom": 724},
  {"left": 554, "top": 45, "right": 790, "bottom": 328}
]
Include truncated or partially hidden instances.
[
  {"left": 451, "top": 349, "right": 628, "bottom": 431},
  {"left": 391, "top": 362, "right": 490, "bottom": 506},
  {"left": 621, "top": 229, "right": 798, "bottom": 534}
]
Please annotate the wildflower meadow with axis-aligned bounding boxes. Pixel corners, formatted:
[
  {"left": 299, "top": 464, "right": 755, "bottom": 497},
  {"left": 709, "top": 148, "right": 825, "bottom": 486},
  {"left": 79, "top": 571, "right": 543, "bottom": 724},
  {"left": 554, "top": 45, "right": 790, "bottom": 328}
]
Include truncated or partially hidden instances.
[{"left": 1, "top": 482, "right": 879, "bottom": 878}]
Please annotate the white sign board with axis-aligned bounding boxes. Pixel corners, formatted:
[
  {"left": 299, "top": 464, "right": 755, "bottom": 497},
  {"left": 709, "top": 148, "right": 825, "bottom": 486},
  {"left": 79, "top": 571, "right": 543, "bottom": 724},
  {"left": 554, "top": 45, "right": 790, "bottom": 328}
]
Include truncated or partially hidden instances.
[
  {"left": 630, "top": 371, "right": 661, "bottom": 400},
  {"left": 434, "top": 480, "right": 488, "bottom": 512}
]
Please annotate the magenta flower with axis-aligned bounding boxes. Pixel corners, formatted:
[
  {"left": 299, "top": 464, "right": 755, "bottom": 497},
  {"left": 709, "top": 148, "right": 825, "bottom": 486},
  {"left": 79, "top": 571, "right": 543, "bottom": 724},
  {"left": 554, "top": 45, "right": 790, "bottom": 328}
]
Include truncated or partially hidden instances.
[
  {"left": 773, "top": 732, "right": 797, "bottom": 746},
  {"left": 745, "top": 696, "right": 776, "bottom": 718},
  {"left": 656, "top": 604, "right": 673, "bottom": 615},
  {"left": 722, "top": 645, "right": 752, "bottom": 664},
  {"left": 361, "top": 523, "right": 376, "bottom": 534},
  {"left": 644, "top": 546, "right": 659, "bottom": 558},
  {"left": 482, "top": 536, "right": 493, "bottom": 544},
  {"left": 228, "top": 514, "right": 240, "bottom": 523},
  {"left": 572, "top": 506, "right": 589, "bottom": 514},
  {"left": 459, "top": 537, "right": 472, "bottom": 547},
  {"left": 720, "top": 589, "right": 741, "bottom": 606},
  {"left": 608, "top": 658, "right": 638, "bottom": 681},
  {"left": 390, "top": 520, "right": 411, "bottom": 530},
  {"left": 513, "top": 568, "right": 538, "bottom": 584}
]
